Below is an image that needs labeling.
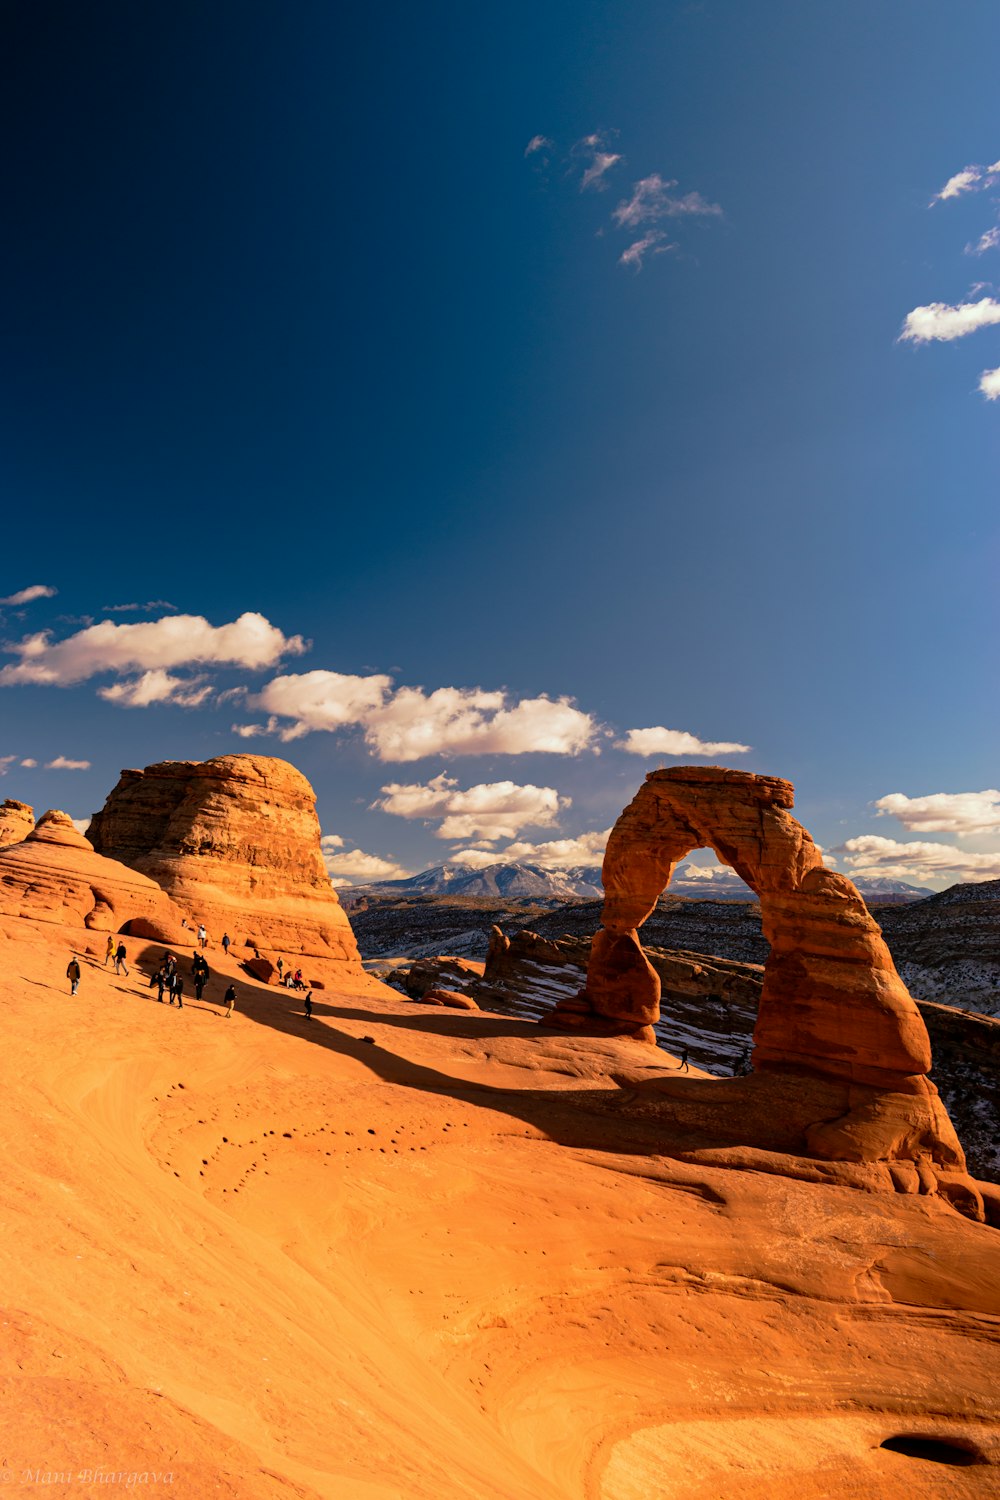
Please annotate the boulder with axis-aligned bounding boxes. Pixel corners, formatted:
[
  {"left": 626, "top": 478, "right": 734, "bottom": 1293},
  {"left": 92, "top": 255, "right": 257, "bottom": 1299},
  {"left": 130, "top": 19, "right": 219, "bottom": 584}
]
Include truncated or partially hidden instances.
[
  {"left": 417, "top": 989, "right": 480, "bottom": 1011},
  {"left": 0, "top": 799, "right": 34, "bottom": 847},
  {"left": 86, "top": 755, "right": 362, "bottom": 968},
  {"left": 0, "top": 810, "right": 187, "bottom": 939}
]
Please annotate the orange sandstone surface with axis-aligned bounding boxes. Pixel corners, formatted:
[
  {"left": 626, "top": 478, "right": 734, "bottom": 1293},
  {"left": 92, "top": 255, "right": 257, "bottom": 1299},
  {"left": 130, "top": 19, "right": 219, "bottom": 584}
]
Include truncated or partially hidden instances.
[{"left": 0, "top": 912, "right": 998, "bottom": 1499}]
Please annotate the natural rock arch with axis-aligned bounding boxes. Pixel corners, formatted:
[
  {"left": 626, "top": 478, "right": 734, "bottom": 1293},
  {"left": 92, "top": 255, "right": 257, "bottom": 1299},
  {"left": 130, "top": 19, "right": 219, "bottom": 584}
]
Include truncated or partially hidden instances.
[{"left": 549, "top": 767, "right": 979, "bottom": 1215}]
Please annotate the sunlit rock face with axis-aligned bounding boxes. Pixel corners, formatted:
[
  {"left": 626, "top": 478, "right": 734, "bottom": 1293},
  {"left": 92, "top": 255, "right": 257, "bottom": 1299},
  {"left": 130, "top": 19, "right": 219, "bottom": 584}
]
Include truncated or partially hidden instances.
[
  {"left": 550, "top": 766, "right": 981, "bottom": 1219},
  {"left": 0, "top": 799, "right": 34, "bottom": 847},
  {"left": 0, "top": 808, "right": 187, "bottom": 938},
  {"left": 87, "top": 754, "right": 361, "bottom": 966}
]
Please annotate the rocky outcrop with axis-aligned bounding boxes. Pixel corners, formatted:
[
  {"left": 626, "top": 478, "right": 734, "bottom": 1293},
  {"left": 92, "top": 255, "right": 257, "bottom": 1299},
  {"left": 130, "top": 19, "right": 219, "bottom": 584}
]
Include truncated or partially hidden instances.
[
  {"left": 549, "top": 767, "right": 978, "bottom": 1216},
  {"left": 0, "top": 810, "right": 187, "bottom": 938},
  {"left": 87, "top": 755, "right": 361, "bottom": 967},
  {"left": 0, "top": 799, "right": 34, "bottom": 847}
]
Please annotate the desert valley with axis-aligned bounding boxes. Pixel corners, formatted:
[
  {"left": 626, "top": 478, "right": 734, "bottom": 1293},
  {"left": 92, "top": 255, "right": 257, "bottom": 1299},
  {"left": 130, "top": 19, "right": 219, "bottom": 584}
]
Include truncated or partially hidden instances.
[{"left": 0, "top": 754, "right": 998, "bottom": 1498}]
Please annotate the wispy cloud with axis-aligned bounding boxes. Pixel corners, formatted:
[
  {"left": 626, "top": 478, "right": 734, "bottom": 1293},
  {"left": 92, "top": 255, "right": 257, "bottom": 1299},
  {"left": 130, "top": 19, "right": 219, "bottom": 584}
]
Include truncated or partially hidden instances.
[
  {"left": 524, "top": 134, "right": 553, "bottom": 158},
  {"left": 618, "top": 231, "right": 672, "bottom": 271},
  {"left": 571, "top": 132, "right": 623, "bottom": 192},
  {"left": 931, "top": 159, "right": 1000, "bottom": 204},
  {"left": 966, "top": 226, "right": 1000, "bottom": 256},
  {"left": 0, "top": 584, "right": 57, "bottom": 607},
  {"left": 45, "top": 756, "right": 91, "bottom": 771},
  {"left": 615, "top": 726, "right": 751, "bottom": 757},
  {"left": 979, "top": 366, "right": 1000, "bottom": 399},
  {"left": 101, "top": 600, "right": 178, "bottom": 614},
  {"left": 613, "top": 174, "right": 722, "bottom": 229},
  {"left": 375, "top": 773, "right": 567, "bottom": 840},
  {"left": 874, "top": 789, "right": 1000, "bottom": 835},
  {"left": 899, "top": 297, "right": 1000, "bottom": 343}
]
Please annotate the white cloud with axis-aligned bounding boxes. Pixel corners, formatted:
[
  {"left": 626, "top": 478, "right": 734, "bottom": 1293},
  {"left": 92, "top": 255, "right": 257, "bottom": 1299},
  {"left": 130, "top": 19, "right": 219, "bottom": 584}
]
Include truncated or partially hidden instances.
[
  {"left": 45, "top": 756, "right": 91, "bottom": 771},
  {"left": 613, "top": 174, "right": 722, "bottom": 229},
  {"left": 899, "top": 297, "right": 1000, "bottom": 343},
  {"left": 619, "top": 231, "right": 672, "bottom": 271},
  {"left": 615, "top": 726, "right": 751, "bottom": 757},
  {"left": 932, "top": 166, "right": 983, "bottom": 203},
  {"left": 0, "top": 585, "right": 57, "bottom": 606},
  {"left": 20, "top": 758, "right": 37, "bottom": 768},
  {"left": 375, "top": 773, "right": 567, "bottom": 840},
  {"left": 979, "top": 366, "right": 1000, "bottom": 399},
  {"left": 98, "top": 670, "right": 212, "bottom": 708},
  {"left": 524, "top": 135, "right": 552, "bottom": 157},
  {"left": 450, "top": 827, "right": 610, "bottom": 870},
  {"left": 838, "top": 834, "right": 1000, "bottom": 884},
  {"left": 0, "top": 611, "right": 306, "bottom": 688},
  {"left": 251, "top": 669, "right": 393, "bottom": 740},
  {"left": 320, "top": 837, "right": 411, "bottom": 885},
  {"left": 874, "top": 789, "right": 1000, "bottom": 835},
  {"left": 363, "top": 687, "right": 598, "bottom": 761},
  {"left": 70, "top": 818, "right": 91, "bottom": 835},
  {"left": 0, "top": 755, "right": 15, "bottom": 773},
  {"left": 967, "top": 226, "right": 1000, "bottom": 255}
]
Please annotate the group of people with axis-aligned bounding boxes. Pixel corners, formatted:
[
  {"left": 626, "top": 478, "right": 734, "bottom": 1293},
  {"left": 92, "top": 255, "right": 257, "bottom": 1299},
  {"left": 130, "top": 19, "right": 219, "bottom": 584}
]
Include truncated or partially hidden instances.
[
  {"left": 275, "top": 957, "right": 306, "bottom": 990},
  {"left": 103, "top": 935, "right": 130, "bottom": 975},
  {"left": 66, "top": 933, "right": 238, "bottom": 1017},
  {"left": 151, "top": 951, "right": 186, "bottom": 1006}
]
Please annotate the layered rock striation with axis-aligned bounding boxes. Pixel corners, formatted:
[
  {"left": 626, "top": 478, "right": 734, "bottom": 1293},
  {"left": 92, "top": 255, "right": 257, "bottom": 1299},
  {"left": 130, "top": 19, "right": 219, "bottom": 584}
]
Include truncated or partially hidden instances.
[
  {"left": 550, "top": 766, "right": 978, "bottom": 1215},
  {"left": 0, "top": 799, "right": 34, "bottom": 847},
  {"left": 87, "top": 755, "right": 361, "bottom": 966},
  {"left": 0, "top": 809, "right": 187, "bottom": 938}
]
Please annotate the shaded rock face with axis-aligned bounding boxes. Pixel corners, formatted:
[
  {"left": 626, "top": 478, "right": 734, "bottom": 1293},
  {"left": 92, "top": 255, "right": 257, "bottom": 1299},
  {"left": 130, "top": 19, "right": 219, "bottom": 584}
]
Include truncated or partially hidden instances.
[
  {"left": 550, "top": 766, "right": 977, "bottom": 1217},
  {"left": 87, "top": 755, "right": 361, "bottom": 967},
  {"left": 0, "top": 809, "right": 187, "bottom": 938},
  {"left": 0, "top": 799, "right": 34, "bottom": 847}
]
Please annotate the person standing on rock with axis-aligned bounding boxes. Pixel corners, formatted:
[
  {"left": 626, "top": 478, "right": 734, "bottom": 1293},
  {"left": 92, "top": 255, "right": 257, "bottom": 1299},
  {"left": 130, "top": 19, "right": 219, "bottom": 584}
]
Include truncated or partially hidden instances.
[
  {"left": 194, "top": 964, "right": 207, "bottom": 1001},
  {"left": 276, "top": 957, "right": 284, "bottom": 982},
  {"left": 677, "top": 1047, "right": 689, "bottom": 1073},
  {"left": 221, "top": 933, "right": 231, "bottom": 957},
  {"left": 223, "top": 983, "right": 237, "bottom": 1018},
  {"left": 114, "top": 941, "right": 129, "bottom": 977},
  {"left": 104, "top": 934, "right": 116, "bottom": 968},
  {"left": 303, "top": 991, "right": 312, "bottom": 1020},
  {"left": 67, "top": 956, "right": 81, "bottom": 995},
  {"left": 198, "top": 923, "right": 207, "bottom": 949},
  {"left": 150, "top": 966, "right": 165, "bottom": 1001},
  {"left": 169, "top": 972, "right": 184, "bottom": 1008}
]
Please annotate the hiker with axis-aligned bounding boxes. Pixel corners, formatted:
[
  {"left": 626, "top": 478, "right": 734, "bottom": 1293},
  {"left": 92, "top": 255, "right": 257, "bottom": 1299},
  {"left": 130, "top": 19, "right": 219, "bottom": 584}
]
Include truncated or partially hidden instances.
[
  {"left": 223, "top": 983, "right": 237, "bottom": 1018},
  {"left": 169, "top": 972, "right": 184, "bottom": 1008},
  {"left": 198, "top": 923, "right": 207, "bottom": 949},
  {"left": 303, "top": 991, "right": 312, "bottom": 1020},
  {"left": 221, "top": 933, "right": 231, "bottom": 956},
  {"left": 114, "top": 941, "right": 129, "bottom": 977},
  {"left": 164, "top": 952, "right": 177, "bottom": 978},
  {"left": 191, "top": 950, "right": 202, "bottom": 975},
  {"left": 104, "top": 934, "right": 116, "bottom": 967},
  {"left": 276, "top": 957, "right": 284, "bottom": 980},
  {"left": 150, "top": 967, "right": 166, "bottom": 1001},
  {"left": 678, "top": 1047, "right": 689, "bottom": 1074},
  {"left": 292, "top": 967, "right": 304, "bottom": 990},
  {"left": 194, "top": 965, "right": 207, "bottom": 1001},
  {"left": 67, "top": 956, "right": 81, "bottom": 995}
]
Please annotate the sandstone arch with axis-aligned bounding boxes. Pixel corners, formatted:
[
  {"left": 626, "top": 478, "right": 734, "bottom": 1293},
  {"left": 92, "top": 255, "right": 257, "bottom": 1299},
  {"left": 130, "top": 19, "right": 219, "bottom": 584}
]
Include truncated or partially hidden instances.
[{"left": 549, "top": 767, "right": 978, "bottom": 1215}]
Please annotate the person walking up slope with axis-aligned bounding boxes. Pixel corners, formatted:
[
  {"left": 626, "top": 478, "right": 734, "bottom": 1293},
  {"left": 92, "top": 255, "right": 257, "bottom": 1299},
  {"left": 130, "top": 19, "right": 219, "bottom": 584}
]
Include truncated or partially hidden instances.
[
  {"left": 67, "top": 956, "right": 81, "bottom": 995},
  {"left": 104, "top": 935, "right": 115, "bottom": 968},
  {"left": 114, "top": 941, "right": 129, "bottom": 977},
  {"left": 223, "top": 983, "right": 237, "bottom": 1018}
]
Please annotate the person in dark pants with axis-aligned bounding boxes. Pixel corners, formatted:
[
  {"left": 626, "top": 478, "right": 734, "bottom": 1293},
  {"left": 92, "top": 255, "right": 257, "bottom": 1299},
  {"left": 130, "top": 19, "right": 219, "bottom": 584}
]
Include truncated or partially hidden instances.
[
  {"left": 303, "top": 991, "right": 313, "bottom": 1020},
  {"left": 114, "top": 941, "right": 129, "bottom": 977},
  {"left": 221, "top": 933, "right": 231, "bottom": 956},
  {"left": 150, "top": 968, "right": 165, "bottom": 1000},
  {"left": 169, "top": 973, "right": 184, "bottom": 1008},
  {"left": 224, "top": 983, "right": 237, "bottom": 1018},
  {"left": 194, "top": 966, "right": 207, "bottom": 1000},
  {"left": 678, "top": 1047, "right": 689, "bottom": 1073},
  {"left": 67, "top": 956, "right": 81, "bottom": 995}
]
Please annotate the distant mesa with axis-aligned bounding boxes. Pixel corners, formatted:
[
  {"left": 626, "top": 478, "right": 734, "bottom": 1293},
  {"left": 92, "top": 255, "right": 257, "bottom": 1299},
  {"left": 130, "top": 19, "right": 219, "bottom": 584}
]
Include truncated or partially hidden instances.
[
  {"left": 87, "top": 754, "right": 361, "bottom": 967},
  {"left": 0, "top": 798, "right": 34, "bottom": 848},
  {"left": 550, "top": 766, "right": 980, "bottom": 1218},
  {"left": 0, "top": 808, "right": 187, "bottom": 939}
]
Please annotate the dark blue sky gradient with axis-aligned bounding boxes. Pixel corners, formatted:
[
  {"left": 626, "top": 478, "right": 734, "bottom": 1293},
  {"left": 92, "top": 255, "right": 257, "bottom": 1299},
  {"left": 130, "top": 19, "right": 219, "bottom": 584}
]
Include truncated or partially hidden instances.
[{"left": 1, "top": 1, "right": 998, "bottom": 880}]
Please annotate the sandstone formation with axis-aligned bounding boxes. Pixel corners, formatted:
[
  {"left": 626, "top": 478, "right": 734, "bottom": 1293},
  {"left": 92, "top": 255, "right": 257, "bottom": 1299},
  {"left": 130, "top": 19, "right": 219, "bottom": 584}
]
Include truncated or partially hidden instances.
[
  {"left": 550, "top": 767, "right": 979, "bottom": 1216},
  {"left": 0, "top": 798, "right": 34, "bottom": 847},
  {"left": 87, "top": 755, "right": 361, "bottom": 967},
  {"left": 0, "top": 809, "right": 187, "bottom": 938}
]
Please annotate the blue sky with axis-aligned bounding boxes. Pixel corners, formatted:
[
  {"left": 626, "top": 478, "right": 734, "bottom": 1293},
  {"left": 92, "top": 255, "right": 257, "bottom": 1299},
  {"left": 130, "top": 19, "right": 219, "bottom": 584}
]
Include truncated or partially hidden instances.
[{"left": 1, "top": 1, "right": 998, "bottom": 889}]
